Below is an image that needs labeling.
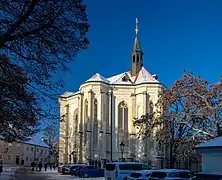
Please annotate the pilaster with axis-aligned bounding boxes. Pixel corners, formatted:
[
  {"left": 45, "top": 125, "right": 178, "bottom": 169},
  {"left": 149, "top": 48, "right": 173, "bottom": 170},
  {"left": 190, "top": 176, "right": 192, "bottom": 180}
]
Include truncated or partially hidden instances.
[
  {"left": 98, "top": 91, "right": 104, "bottom": 159},
  {"left": 87, "top": 90, "right": 93, "bottom": 161},
  {"left": 64, "top": 104, "right": 69, "bottom": 164},
  {"left": 129, "top": 93, "right": 136, "bottom": 159},
  {"left": 78, "top": 94, "right": 83, "bottom": 162}
]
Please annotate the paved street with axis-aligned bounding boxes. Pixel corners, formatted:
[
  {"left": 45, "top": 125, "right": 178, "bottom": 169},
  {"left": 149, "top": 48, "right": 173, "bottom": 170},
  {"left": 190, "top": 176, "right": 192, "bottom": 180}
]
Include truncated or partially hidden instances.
[{"left": 13, "top": 168, "right": 104, "bottom": 180}]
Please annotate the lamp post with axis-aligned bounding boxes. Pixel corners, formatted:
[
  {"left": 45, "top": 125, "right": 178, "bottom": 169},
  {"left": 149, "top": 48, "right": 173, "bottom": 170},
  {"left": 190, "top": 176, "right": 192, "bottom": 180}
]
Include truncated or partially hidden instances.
[{"left": 119, "top": 142, "right": 125, "bottom": 162}]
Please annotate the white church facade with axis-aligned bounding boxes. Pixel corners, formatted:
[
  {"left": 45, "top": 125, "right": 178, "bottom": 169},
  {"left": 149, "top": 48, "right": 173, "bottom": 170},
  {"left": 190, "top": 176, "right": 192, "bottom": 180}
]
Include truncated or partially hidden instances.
[{"left": 58, "top": 19, "right": 163, "bottom": 166}]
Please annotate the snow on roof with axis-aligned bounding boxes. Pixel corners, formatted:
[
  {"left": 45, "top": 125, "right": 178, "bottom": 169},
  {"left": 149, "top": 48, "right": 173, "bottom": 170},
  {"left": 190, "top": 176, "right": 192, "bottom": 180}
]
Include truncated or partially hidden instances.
[
  {"left": 107, "top": 67, "right": 159, "bottom": 85},
  {"left": 86, "top": 73, "right": 109, "bottom": 83},
  {"left": 197, "top": 136, "right": 222, "bottom": 148},
  {"left": 60, "top": 91, "right": 80, "bottom": 98},
  {"left": 135, "top": 67, "right": 159, "bottom": 84},
  {"left": 107, "top": 72, "right": 132, "bottom": 84},
  {"left": 25, "top": 138, "right": 49, "bottom": 148}
]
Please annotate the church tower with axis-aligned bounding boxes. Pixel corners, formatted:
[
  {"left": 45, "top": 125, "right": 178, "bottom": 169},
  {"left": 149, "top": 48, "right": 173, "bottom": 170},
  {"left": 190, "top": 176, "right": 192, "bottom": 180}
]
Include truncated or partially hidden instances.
[{"left": 131, "top": 18, "right": 143, "bottom": 76}]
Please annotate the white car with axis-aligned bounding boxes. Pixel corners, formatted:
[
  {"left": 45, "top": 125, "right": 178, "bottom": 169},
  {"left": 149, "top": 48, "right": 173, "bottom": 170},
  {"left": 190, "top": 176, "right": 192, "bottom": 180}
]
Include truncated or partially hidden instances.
[
  {"left": 148, "top": 169, "right": 195, "bottom": 180},
  {"left": 127, "top": 170, "right": 153, "bottom": 179}
]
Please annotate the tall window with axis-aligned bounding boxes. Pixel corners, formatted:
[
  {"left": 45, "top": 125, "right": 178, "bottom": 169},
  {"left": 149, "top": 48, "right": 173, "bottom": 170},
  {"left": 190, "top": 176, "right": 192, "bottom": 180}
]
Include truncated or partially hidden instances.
[
  {"left": 84, "top": 100, "right": 88, "bottom": 145},
  {"left": 73, "top": 109, "right": 78, "bottom": 149},
  {"left": 73, "top": 109, "right": 78, "bottom": 134},
  {"left": 118, "top": 101, "right": 128, "bottom": 146},
  {"left": 133, "top": 55, "right": 135, "bottom": 63},
  {"left": 93, "top": 99, "right": 98, "bottom": 150}
]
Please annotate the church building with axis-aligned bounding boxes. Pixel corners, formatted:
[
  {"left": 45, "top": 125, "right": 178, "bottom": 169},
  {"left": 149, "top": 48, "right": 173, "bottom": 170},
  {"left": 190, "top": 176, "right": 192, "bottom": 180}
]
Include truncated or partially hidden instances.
[{"left": 58, "top": 19, "right": 163, "bottom": 166}]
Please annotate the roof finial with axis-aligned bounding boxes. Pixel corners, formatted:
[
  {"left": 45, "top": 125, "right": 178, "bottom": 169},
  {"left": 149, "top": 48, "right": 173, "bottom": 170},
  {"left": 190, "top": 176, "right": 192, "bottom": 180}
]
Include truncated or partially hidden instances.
[{"left": 135, "top": 18, "right": 139, "bottom": 35}]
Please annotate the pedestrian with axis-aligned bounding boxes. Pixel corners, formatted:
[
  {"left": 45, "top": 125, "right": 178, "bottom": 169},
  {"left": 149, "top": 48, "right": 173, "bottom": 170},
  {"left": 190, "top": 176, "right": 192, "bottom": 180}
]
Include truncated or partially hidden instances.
[
  {"left": 44, "top": 162, "right": 47, "bottom": 171},
  {"left": 0, "top": 160, "right": 3, "bottom": 175},
  {"left": 49, "top": 163, "right": 52, "bottom": 170},
  {"left": 38, "top": 161, "right": 42, "bottom": 172},
  {"left": 35, "top": 160, "right": 38, "bottom": 171},
  {"left": 31, "top": 161, "right": 35, "bottom": 171},
  {"left": 53, "top": 164, "right": 56, "bottom": 171}
]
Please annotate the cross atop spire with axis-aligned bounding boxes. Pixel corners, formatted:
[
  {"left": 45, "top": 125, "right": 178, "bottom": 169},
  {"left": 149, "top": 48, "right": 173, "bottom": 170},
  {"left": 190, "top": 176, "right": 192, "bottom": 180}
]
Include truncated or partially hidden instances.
[
  {"left": 135, "top": 18, "right": 139, "bottom": 35},
  {"left": 133, "top": 18, "right": 141, "bottom": 51}
]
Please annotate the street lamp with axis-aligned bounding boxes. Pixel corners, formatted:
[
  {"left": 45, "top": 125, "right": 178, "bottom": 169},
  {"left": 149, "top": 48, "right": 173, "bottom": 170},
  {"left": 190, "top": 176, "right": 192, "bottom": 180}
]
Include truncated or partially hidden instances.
[{"left": 119, "top": 142, "right": 125, "bottom": 162}]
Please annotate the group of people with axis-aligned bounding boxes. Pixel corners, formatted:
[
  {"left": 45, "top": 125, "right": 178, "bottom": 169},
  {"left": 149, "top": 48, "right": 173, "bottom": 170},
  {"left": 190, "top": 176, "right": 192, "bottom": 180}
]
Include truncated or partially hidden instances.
[{"left": 31, "top": 161, "right": 56, "bottom": 172}]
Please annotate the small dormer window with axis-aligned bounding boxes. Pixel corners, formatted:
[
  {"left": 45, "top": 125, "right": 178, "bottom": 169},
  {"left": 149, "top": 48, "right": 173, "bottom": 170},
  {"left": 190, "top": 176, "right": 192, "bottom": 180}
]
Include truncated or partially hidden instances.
[
  {"left": 152, "top": 74, "right": 158, "bottom": 80},
  {"left": 122, "top": 76, "right": 128, "bottom": 82}
]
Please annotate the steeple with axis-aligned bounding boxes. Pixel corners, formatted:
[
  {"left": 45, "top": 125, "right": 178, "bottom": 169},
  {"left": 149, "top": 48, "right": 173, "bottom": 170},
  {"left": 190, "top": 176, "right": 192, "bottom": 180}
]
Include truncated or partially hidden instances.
[{"left": 131, "top": 18, "right": 143, "bottom": 76}]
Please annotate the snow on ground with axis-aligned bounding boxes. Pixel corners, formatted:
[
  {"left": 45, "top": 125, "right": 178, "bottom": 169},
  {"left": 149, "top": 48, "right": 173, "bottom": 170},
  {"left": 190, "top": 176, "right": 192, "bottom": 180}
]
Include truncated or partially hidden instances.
[
  {"left": 0, "top": 165, "right": 20, "bottom": 180},
  {"left": 40, "top": 169, "right": 105, "bottom": 180}
]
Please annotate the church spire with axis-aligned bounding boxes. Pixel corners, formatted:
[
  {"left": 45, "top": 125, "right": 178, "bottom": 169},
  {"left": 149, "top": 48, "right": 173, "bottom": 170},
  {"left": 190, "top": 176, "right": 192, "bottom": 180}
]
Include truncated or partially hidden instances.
[{"left": 131, "top": 18, "right": 143, "bottom": 76}]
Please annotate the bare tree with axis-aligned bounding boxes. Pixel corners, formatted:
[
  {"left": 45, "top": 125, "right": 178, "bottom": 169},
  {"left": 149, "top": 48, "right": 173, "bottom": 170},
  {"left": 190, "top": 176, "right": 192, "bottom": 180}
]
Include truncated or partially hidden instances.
[
  {"left": 134, "top": 71, "right": 221, "bottom": 168},
  {"left": 0, "top": 55, "right": 39, "bottom": 141},
  {"left": 42, "top": 123, "right": 59, "bottom": 163},
  {"left": 0, "top": 0, "right": 89, "bottom": 140}
]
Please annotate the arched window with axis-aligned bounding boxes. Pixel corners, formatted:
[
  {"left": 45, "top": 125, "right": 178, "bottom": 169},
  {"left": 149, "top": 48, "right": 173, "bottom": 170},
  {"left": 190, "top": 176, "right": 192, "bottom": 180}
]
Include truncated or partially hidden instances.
[
  {"left": 118, "top": 101, "right": 128, "bottom": 146},
  {"left": 133, "top": 55, "right": 136, "bottom": 63},
  {"left": 93, "top": 99, "right": 98, "bottom": 150},
  {"left": 84, "top": 100, "right": 88, "bottom": 145},
  {"left": 73, "top": 109, "right": 78, "bottom": 163},
  {"left": 137, "top": 54, "right": 140, "bottom": 62},
  {"left": 149, "top": 101, "right": 153, "bottom": 114},
  {"left": 73, "top": 109, "right": 78, "bottom": 135}
]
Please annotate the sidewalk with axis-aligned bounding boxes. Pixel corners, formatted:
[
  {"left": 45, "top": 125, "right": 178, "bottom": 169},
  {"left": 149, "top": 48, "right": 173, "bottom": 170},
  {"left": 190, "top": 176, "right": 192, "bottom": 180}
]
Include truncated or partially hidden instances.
[{"left": 0, "top": 165, "right": 20, "bottom": 180}]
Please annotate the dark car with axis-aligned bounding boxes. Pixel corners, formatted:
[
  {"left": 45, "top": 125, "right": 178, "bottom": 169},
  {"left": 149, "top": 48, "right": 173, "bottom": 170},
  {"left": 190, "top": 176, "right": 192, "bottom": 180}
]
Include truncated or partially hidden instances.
[
  {"left": 79, "top": 165, "right": 104, "bottom": 178},
  {"left": 58, "top": 164, "right": 67, "bottom": 174},
  {"left": 193, "top": 172, "right": 222, "bottom": 180},
  {"left": 69, "top": 164, "right": 86, "bottom": 176},
  {"left": 74, "top": 166, "right": 86, "bottom": 176},
  {"left": 61, "top": 165, "right": 71, "bottom": 174}
]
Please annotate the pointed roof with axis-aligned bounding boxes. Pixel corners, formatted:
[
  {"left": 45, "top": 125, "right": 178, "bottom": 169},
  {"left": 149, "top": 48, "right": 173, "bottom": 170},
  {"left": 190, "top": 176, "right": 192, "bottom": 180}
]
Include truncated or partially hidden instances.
[
  {"left": 86, "top": 73, "right": 109, "bottom": 83},
  {"left": 133, "top": 18, "right": 141, "bottom": 51}
]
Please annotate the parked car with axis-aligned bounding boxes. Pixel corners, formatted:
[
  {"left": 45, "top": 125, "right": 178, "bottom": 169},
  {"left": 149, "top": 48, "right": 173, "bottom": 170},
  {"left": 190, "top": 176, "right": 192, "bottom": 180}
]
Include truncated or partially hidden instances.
[
  {"left": 79, "top": 165, "right": 105, "bottom": 178},
  {"left": 61, "top": 165, "right": 72, "bottom": 175},
  {"left": 75, "top": 166, "right": 87, "bottom": 176},
  {"left": 192, "top": 172, "right": 222, "bottom": 180},
  {"left": 127, "top": 170, "right": 153, "bottom": 179},
  {"left": 148, "top": 169, "right": 195, "bottom": 180},
  {"left": 69, "top": 164, "right": 87, "bottom": 176},
  {"left": 105, "top": 162, "right": 151, "bottom": 180},
  {"left": 58, "top": 164, "right": 67, "bottom": 174}
]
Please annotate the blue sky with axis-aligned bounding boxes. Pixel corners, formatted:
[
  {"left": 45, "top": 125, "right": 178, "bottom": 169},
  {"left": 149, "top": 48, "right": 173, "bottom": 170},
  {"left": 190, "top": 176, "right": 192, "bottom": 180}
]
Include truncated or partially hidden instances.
[
  {"left": 37, "top": 0, "right": 222, "bottom": 140},
  {"left": 59, "top": 0, "right": 221, "bottom": 93}
]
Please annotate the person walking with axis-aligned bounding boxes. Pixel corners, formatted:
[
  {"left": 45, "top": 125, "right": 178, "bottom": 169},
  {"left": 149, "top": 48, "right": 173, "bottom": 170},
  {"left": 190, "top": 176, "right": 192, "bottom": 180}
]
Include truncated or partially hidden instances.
[
  {"left": 0, "top": 161, "right": 3, "bottom": 175},
  {"left": 44, "top": 162, "right": 47, "bottom": 171},
  {"left": 53, "top": 164, "right": 56, "bottom": 170},
  {"left": 38, "top": 161, "right": 43, "bottom": 172},
  {"left": 49, "top": 163, "right": 52, "bottom": 170},
  {"left": 31, "top": 161, "right": 35, "bottom": 171}
]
